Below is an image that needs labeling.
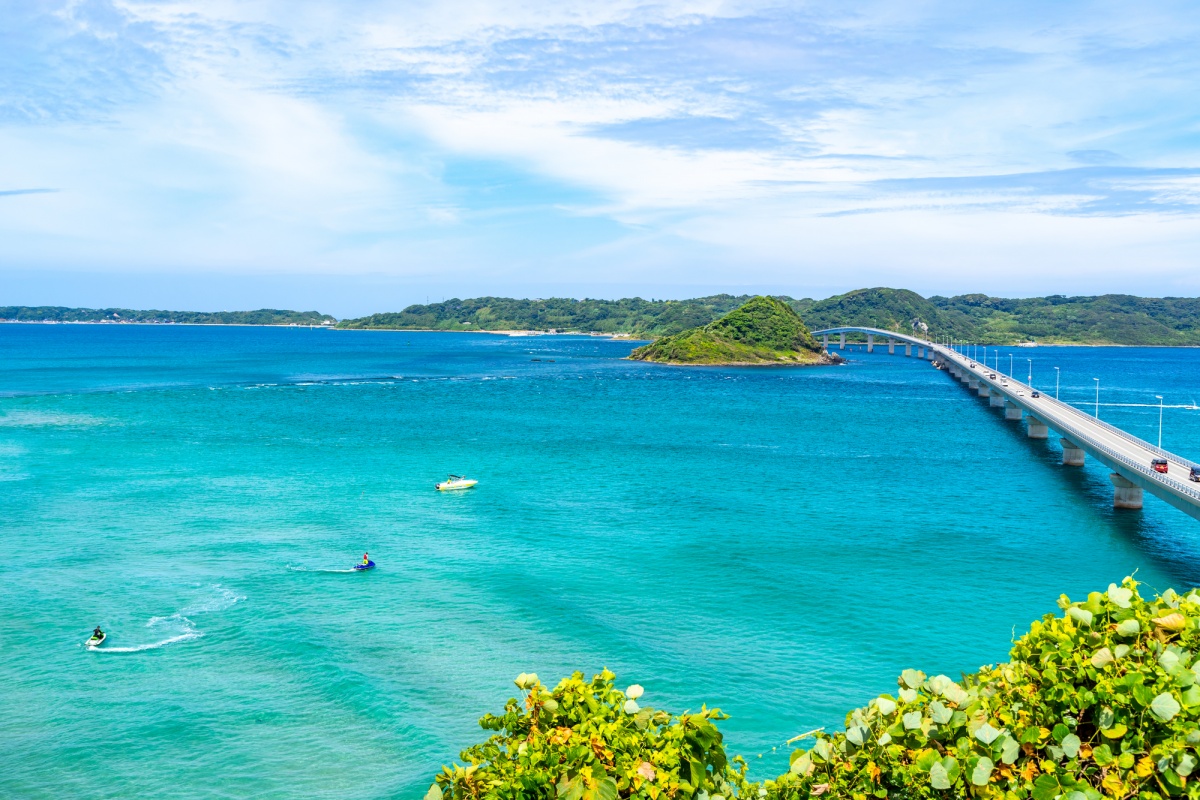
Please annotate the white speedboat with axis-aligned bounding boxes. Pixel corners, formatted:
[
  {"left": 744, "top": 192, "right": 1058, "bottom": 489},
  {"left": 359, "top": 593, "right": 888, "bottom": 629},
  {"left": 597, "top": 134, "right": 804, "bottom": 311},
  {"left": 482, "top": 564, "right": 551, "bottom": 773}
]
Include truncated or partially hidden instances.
[{"left": 436, "top": 475, "right": 478, "bottom": 491}]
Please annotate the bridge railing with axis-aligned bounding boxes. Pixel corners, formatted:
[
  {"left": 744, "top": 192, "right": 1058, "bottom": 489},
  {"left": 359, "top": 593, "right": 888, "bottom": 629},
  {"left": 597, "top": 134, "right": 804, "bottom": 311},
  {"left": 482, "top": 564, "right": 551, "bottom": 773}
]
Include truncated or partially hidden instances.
[
  {"left": 937, "top": 345, "right": 1200, "bottom": 472},
  {"left": 935, "top": 346, "right": 1200, "bottom": 503}
]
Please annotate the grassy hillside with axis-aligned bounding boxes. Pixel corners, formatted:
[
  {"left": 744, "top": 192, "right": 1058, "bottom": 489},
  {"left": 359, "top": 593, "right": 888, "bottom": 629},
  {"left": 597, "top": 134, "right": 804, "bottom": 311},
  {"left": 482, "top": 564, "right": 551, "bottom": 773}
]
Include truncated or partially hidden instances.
[
  {"left": 0, "top": 307, "right": 336, "bottom": 325},
  {"left": 628, "top": 296, "right": 835, "bottom": 365}
]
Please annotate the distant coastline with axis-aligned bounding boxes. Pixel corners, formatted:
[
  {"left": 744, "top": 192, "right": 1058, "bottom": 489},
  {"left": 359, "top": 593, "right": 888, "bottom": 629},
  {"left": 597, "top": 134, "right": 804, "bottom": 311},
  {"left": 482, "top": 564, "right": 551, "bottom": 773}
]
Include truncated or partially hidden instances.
[{"left": 8, "top": 286, "right": 1200, "bottom": 346}]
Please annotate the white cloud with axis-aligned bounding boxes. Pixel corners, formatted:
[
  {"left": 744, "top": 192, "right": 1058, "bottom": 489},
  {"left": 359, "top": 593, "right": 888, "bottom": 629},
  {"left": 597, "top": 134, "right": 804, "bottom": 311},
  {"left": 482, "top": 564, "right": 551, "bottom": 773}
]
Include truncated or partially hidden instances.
[{"left": 3, "top": 0, "right": 1200, "bottom": 302}]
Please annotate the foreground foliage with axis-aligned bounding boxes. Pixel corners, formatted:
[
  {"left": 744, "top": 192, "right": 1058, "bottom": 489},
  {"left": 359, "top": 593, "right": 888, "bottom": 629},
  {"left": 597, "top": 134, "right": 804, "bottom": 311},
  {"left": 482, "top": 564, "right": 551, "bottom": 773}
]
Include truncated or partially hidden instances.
[
  {"left": 768, "top": 577, "right": 1200, "bottom": 800},
  {"left": 433, "top": 579, "right": 1200, "bottom": 799},
  {"left": 429, "top": 670, "right": 745, "bottom": 800}
]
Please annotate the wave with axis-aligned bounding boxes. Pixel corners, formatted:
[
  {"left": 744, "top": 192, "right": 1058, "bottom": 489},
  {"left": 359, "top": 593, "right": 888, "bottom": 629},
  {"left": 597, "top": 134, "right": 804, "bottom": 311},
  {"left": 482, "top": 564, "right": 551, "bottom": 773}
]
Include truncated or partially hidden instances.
[
  {"left": 91, "top": 630, "right": 203, "bottom": 653},
  {"left": 287, "top": 564, "right": 358, "bottom": 574},
  {"left": 0, "top": 411, "right": 108, "bottom": 427},
  {"left": 87, "top": 584, "right": 242, "bottom": 655}
]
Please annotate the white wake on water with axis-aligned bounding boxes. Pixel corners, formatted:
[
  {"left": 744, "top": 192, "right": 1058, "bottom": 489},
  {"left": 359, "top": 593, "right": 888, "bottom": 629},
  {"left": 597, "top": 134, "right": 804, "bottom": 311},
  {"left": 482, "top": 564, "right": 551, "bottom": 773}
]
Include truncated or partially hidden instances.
[
  {"left": 88, "top": 584, "right": 243, "bottom": 654},
  {"left": 287, "top": 564, "right": 358, "bottom": 574}
]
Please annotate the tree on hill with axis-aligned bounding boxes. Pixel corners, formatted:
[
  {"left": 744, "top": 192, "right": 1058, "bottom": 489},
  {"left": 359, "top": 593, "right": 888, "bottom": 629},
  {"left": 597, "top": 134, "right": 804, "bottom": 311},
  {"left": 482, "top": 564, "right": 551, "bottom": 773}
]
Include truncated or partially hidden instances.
[{"left": 628, "top": 296, "right": 836, "bottom": 365}]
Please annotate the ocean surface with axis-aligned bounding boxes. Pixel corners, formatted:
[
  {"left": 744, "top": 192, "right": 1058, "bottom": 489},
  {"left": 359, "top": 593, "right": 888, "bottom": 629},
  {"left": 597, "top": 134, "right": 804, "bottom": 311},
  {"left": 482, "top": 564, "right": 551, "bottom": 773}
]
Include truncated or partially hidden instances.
[{"left": 3, "top": 325, "right": 1200, "bottom": 799}]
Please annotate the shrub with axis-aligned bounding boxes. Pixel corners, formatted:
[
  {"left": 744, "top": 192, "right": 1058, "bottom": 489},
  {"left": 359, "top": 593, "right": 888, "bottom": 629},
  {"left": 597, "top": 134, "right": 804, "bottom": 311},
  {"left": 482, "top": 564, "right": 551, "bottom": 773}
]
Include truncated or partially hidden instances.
[
  {"left": 432, "top": 579, "right": 1200, "bottom": 799},
  {"left": 766, "top": 577, "right": 1200, "bottom": 800},
  {"left": 427, "top": 669, "right": 746, "bottom": 800}
]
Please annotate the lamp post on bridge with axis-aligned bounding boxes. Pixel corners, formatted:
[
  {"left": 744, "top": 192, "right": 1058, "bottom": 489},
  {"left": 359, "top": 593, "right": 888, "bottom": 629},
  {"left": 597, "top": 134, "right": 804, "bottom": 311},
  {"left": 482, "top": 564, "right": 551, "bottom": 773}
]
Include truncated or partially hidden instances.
[
  {"left": 1054, "top": 367, "right": 1060, "bottom": 400},
  {"left": 1094, "top": 378, "right": 1100, "bottom": 418},
  {"left": 1027, "top": 358, "right": 1032, "bottom": 387},
  {"left": 1156, "top": 395, "right": 1163, "bottom": 448},
  {"left": 1009, "top": 353, "right": 1013, "bottom": 376}
]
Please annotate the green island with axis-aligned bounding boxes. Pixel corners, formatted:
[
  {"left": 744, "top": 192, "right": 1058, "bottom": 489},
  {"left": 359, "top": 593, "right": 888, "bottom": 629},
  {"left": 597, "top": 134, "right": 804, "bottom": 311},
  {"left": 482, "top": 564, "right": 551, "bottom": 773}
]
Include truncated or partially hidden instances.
[
  {"left": 627, "top": 296, "right": 839, "bottom": 366},
  {"left": 337, "top": 289, "right": 1200, "bottom": 346},
  {"left": 0, "top": 306, "right": 336, "bottom": 325},
  {"left": 429, "top": 578, "right": 1199, "bottom": 800}
]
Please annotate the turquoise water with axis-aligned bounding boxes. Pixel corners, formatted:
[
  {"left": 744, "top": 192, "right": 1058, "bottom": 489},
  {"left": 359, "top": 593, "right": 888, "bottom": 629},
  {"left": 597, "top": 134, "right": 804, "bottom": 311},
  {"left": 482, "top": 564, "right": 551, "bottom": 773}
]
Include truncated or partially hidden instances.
[{"left": 3, "top": 325, "right": 1200, "bottom": 799}]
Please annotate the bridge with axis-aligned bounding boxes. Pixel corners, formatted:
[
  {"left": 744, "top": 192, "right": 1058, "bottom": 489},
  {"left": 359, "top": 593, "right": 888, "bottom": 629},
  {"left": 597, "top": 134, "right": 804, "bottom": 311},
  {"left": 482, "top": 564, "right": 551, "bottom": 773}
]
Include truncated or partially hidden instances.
[{"left": 812, "top": 326, "right": 1200, "bottom": 522}]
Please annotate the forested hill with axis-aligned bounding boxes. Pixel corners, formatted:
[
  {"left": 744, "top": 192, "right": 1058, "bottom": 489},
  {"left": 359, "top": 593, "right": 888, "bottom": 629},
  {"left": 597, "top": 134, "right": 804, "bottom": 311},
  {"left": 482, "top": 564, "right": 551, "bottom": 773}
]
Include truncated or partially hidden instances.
[
  {"left": 0, "top": 307, "right": 336, "bottom": 326},
  {"left": 338, "top": 289, "right": 1200, "bottom": 345},
  {"left": 336, "top": 295, "right": 758, "bottom": 336}
]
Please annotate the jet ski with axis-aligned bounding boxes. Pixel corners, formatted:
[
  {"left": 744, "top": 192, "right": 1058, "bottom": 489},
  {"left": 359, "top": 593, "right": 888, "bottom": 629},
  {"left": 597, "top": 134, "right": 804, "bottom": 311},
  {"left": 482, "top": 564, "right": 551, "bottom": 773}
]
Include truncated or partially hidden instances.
[
  {"left": 354, "top": 560, "right": 375, "bottom": 571},
  {"left": 85, "top": 631, "right": 106, "bottom": 648}
]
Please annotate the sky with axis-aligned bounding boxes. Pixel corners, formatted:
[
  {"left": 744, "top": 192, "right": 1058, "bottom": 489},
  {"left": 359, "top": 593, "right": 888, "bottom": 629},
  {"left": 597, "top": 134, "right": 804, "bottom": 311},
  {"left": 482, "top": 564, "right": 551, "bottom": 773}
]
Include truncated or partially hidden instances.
[{"left": 2, "top": 0, "right": 1199, "bottom": 316}]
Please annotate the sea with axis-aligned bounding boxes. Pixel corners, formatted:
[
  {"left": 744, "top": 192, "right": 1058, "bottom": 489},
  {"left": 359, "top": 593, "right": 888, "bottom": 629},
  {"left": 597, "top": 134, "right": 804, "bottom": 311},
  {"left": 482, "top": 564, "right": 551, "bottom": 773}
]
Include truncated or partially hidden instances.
[{"left": 3, "top": 324, "right": 1199, "bottom": 799}]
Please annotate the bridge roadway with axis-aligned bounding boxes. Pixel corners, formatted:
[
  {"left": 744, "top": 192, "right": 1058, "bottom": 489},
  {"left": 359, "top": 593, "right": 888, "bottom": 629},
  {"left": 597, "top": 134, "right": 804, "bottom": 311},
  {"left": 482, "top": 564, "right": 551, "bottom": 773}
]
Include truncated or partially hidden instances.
[{"left": 812, "top": 326, "right": 1200, "bottom": 522}]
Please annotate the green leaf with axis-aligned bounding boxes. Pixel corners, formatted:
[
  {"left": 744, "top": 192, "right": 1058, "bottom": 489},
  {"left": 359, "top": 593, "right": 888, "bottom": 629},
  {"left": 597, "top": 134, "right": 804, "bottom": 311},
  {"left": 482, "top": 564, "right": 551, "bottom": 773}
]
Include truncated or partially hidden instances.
[
  {"left": 901, "top": 669, "right": 925, "bottom": 689},
  {"left": 1177, "top": 754, "right": 1197, "bottom": 777},
  {"left": 1092, "top": 744, "right": 1115, "bottom": 766},
  {"left": 424, "top": 785, "right": 443, "bottom": 800},
  {"left": 846, "top": 725, "right": 868, "bottom": 746},
  {"left": 874, "top": 697, "right": 897, "bottom": 716},
  {"left": 902, "top": 711, "right": 922, "bottom": 730},
  {"left": 1000, "top": 735, "right": 1020, "bottom": 765},
  {"left": 594, "top": 777, "right": 618, "bottom": 800},
  {"left": 915, "top": 750, "right": 940, "bottom": 772},
  {"left": 1090, "top": 647, "right": 1114, "bottom": 668},
  {"left": 1116, "top": 618, "right": 1141, "bottom": 636},
  {"left": 975, "top": 723, "right": 1001, "bottom": 745},
  {"left": 941, "top": 756, "right": 961, "bottom": 784},
  {"left": 1061, "top": 733, "right": 1080, "bottom": 759},
  {"left": 929, "top": 762, "right": 951, "bottom": 789},
  {"left": 970, "top": 756, "right": 994, "bottom": 786},
  {"left": 1033, "top": 775, "right": 1063, "bottom": 800},
  {"left": 1108, "top": 583, "right": 1134, "bottom": 608},
  {"left": 929, "top": 700, "right": 952, "bottom": 725},
  {"left": 1182, "top": 685, "right": 1200, "bottom": 708},
  {"left": 1052, "top": 723, "right": 1070, "bottom": 743},
  {"left": 1150, "top": 692, "right": 1181, "bottom": 722},
  {"left": 1068, "top": 607, "right": 1093, "bottom": 627},
  {"left": 1097, "top": 707, "right": 1115, "bottom": 729}
]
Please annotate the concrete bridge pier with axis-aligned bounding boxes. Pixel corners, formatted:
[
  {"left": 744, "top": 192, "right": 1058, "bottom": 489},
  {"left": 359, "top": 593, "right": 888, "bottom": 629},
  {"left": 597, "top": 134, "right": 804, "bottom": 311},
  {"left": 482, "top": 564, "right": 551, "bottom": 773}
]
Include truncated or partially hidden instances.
[
  {"left": 968, "top": 378, "right": 980, "bottom": 391},
  {"left": 888, "top": 339, "right": 895, "bottom": 355},
  {"left": 1110, "top": 473, "right": 1144, "bottom": 510},
  {"left": 823, "top": 334, "right": 829, "bottom": 351},
  {"left": 867, "top": 334, "right": 874, "bottom": 353},
  {"left": 990, "top": 393, "right": 1005, "bottom": 407},
  {"left": 918, "top": 347, "right": 925, "bottom": 358},
  {"left": 1026, "top": 416, "right": 1049, "bottom": 439},
  {"left": 839, "top": 333, "right": 846, "bottom": 350},
  {"left": 977, "top": 385, "right": 990, "bottom": 397},
  {"left": 1004, "top": 401, "right": 1023, "bottom": 421},
  {"left": 1060, "top": 438, "right": 1085, "bottom": 466},
  {"left": 905, "top": 343, "right": 912, "bottom": 357}
]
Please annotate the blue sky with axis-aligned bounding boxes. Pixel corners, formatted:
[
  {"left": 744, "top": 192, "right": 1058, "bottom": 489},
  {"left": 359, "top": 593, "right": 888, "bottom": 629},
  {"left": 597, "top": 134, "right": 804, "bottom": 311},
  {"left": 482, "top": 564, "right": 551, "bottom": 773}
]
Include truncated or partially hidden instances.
[{"left": 2, "top": 0, "right": 1199, "bottom": 315}]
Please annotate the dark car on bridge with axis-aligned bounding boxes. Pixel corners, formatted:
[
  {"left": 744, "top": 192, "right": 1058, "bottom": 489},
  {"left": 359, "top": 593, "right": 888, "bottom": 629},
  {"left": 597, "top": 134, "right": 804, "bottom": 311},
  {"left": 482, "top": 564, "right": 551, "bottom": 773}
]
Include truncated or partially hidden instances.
[
  {"left": 1152, "top": 458, "right": 1169, "bottom": 474},
  {"left": 1190, "top": 466, "right": 1200, "bottom": 483},
  {"left": 1031, "top": 391, "right": 1040, "bottom": 398}
]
